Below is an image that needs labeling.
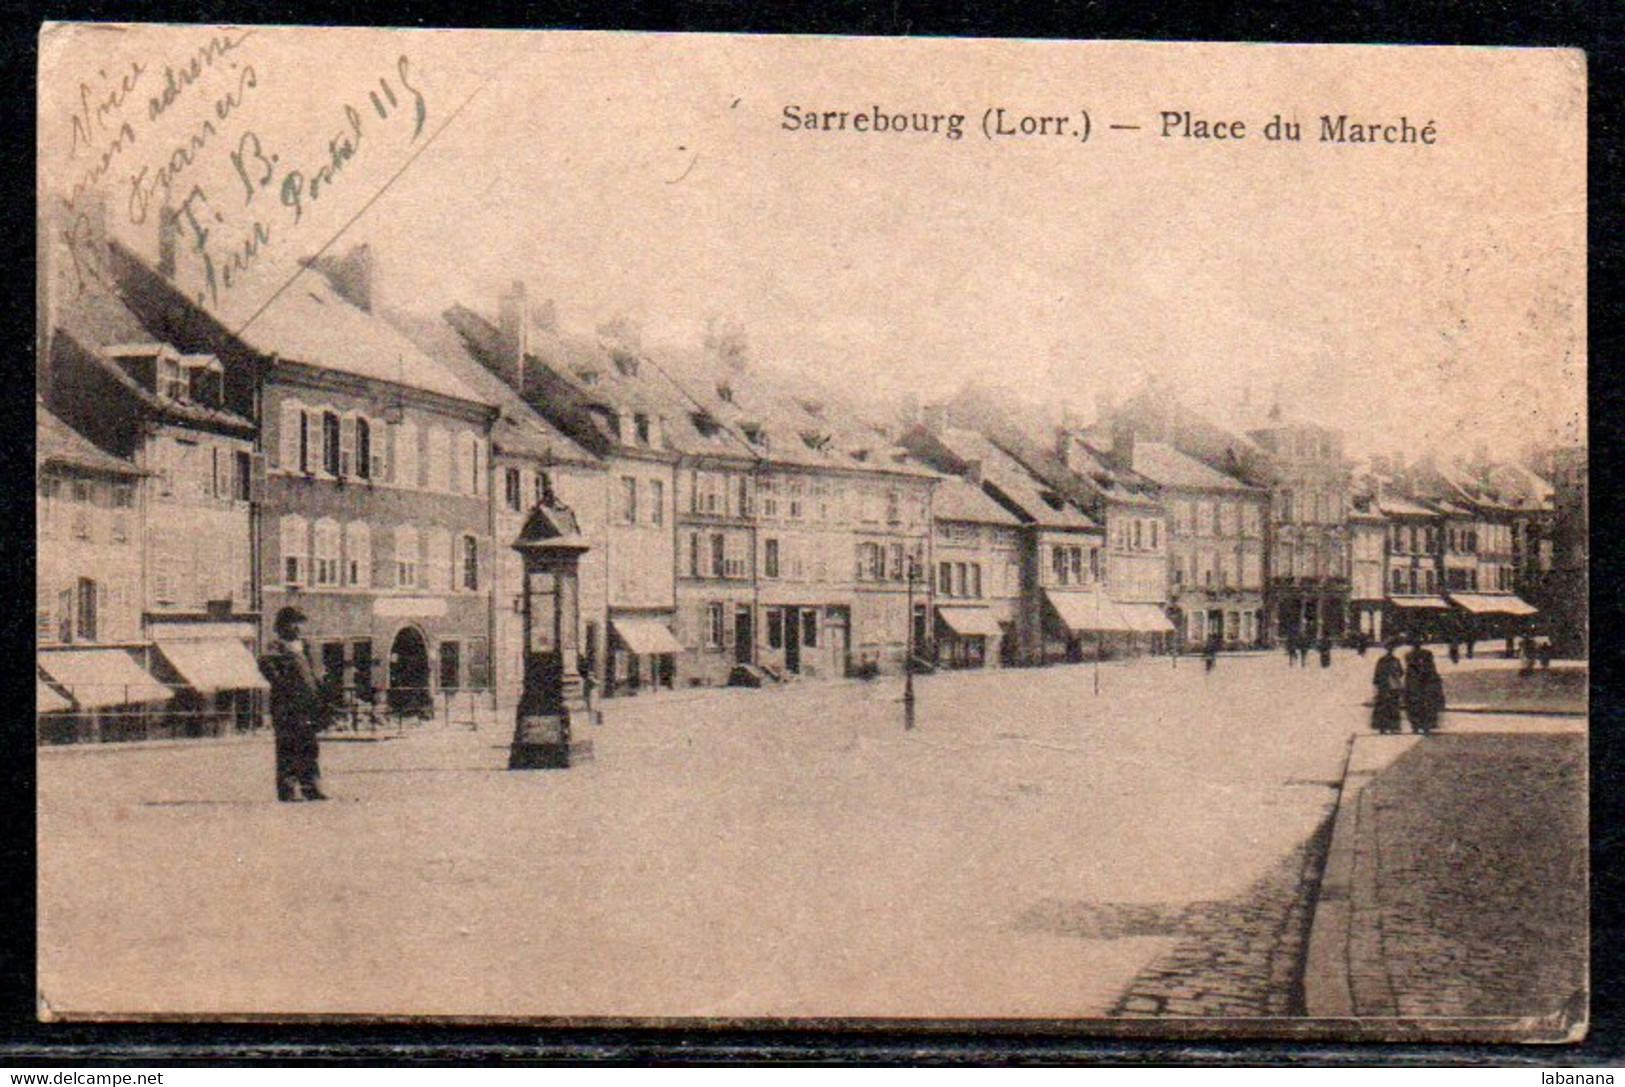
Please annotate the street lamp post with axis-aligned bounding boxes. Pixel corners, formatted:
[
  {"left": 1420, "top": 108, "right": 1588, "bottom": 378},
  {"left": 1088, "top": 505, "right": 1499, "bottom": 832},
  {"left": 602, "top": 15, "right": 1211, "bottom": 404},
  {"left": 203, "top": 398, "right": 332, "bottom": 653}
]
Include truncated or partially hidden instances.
[
  {"left": 508, "top": 479, "right": 592, "bottom": 770},
  {"left": 904, "top": 554, "right": 921, "bottom": 730}
]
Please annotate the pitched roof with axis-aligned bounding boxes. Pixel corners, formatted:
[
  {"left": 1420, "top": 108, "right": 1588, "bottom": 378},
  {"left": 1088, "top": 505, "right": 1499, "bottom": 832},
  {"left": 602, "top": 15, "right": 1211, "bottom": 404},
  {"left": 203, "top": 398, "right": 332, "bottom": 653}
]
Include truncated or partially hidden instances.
[
  {"left": 937, "top": 428, "right": 1099, "bottom": 530},
  {"left": 243, "top": 276, "right": 486, "bottom": 405},
  {"left": 386, "top": 309, "right": 597, "bottom": 468},
  {"left": 51, "top": 280, "right": 254, "bottom": 432},
  {"left": 1377, "top": 494, "right": 1440, "bottom": 518},
  {"left": 1132, "top": 441, "right": 1260, "bottom": 493},
  {"left": 933, "top": 478, "right": 1021, "bottom": 525},
  {"left": 37, "top": 402, "right": 140, "bottom": 476}
]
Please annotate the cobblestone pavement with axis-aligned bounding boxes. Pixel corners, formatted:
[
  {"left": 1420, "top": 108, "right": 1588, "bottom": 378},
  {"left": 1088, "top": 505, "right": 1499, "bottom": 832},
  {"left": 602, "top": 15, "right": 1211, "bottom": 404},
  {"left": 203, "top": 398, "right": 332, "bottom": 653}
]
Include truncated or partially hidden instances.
[
  {"left": 1352, "top": 732, "right": 1586, "bottom": 1021},
  {"left": 1084, "top": 810, "right": 1337, "bottom": 1017}
]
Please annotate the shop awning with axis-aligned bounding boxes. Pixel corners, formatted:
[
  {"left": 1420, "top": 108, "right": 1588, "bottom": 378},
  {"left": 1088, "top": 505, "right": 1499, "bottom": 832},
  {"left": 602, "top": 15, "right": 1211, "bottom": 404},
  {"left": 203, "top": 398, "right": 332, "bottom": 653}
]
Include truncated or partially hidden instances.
[
  {"left": 1045, "top": 591, "right": 1132, "bottom": 634},
  {"left": 936, "top": 606, "right": 1004, "bottom": 638},
  {"left": 37, "top": 678, "right": 71, "bottom": 713},
  {"left": 38, "top": 649, "right": 172, "bottom": 709},
  {"left": 1118, "top": 603, "right": 1176, "bottom": 634},
  {"left": 612, "top": 618, "right": 683, "bottom": 656},
  {"left": 1390, "top": 596, "right": 1450, "bottom": 610},
  {"left": 1450, "top": 593, "right": 1538, "bottom": 616},
  {"left": 155, "top": 638, "right": 270, "bottom": 694}
]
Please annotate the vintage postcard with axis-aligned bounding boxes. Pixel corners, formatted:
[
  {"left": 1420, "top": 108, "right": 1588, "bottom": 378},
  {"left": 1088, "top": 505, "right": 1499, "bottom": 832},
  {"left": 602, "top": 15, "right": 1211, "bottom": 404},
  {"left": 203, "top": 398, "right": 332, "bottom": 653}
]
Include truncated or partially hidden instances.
[{"left": 35, "top": 26, "right": 1586, "bottom": 1038}]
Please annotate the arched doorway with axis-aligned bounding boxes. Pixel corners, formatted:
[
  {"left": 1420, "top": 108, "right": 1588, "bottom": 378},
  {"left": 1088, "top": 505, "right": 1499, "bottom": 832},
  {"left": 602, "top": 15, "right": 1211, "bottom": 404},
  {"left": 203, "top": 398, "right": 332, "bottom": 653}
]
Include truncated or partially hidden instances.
[{"left": 388, "top": 626, "right": 431, "bottom": 718}]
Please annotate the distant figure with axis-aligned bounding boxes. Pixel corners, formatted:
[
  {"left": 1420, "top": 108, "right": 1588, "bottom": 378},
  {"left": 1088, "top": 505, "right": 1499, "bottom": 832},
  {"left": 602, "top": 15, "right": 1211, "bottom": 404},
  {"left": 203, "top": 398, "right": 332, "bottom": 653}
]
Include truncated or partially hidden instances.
[
  {"left": 1539, "top": 639, "right": 1554, "bottom": 670},
  {"left": 258, "top": 606, "right": 330, "bottom": 803},
  {"left": 1371, "top": 643, "right": 1406, "bottom": 734},
  {"left": 1404, "top": 641, "right": 1445, "bottom": 735},
  {"left": 1204, "top": 635, "right": 1219, "bottom": 673},
  {"left": 1356, "top": 631, "right": 1371, "bottom": 657},
  {"left": 1285, "top": 637, "right": 1298, "bottom": 667},
  {"left": 1505, "top": 636, "right": 1516, "bottom": 659},
  {"left": 1317, "top": 636, "right": 1333, "bottom": 669},
  {"left": 1521, "top": 634, "right": 1538, "bottom": 674},
  {"left": 1466, "top": 637, "right": 1476, "bottom": 660},
  {"left": 1448, "top": 640, "right": 1461, "bottom": 665}
]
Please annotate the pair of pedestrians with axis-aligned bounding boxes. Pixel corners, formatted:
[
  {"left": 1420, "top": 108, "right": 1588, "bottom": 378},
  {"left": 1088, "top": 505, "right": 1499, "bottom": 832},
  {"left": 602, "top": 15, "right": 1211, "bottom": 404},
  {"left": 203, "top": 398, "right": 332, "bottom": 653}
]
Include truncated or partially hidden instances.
[{"left": 1371, "top": 641, "right": 1445, "bottom": 734}]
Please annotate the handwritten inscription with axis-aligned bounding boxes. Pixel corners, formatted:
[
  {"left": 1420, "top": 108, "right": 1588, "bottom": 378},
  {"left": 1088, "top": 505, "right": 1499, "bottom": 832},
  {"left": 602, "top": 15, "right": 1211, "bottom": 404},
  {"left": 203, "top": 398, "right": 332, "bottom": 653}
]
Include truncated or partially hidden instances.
[{"left": 172, "top": 55, "right": 428, "bottom": 308}]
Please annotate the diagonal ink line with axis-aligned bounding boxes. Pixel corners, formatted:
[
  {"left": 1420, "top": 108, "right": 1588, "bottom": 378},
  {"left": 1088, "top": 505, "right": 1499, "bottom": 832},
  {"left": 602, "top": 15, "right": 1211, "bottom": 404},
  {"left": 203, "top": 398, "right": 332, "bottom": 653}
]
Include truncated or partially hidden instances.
[{"left": 230, "top": 39, "right": 533, "bottom": 342}]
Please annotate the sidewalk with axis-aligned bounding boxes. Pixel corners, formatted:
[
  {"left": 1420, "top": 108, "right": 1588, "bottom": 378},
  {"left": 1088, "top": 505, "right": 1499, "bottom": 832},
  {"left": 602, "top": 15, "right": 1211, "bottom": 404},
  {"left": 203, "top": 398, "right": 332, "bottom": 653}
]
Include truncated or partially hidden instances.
[{"left": 1303, "top": 718, "right": 1586, "bottom": 1038}]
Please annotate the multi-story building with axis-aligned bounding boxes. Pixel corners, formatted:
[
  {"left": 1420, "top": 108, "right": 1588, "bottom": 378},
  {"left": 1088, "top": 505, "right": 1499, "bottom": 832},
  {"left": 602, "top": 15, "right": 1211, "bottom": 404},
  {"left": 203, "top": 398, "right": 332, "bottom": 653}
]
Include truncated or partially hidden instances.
[
  {"left": 1347, "top": 497, "right": 1389, "bottom": 642},
  {"left": 927, "top": 477, "right": 1024, "bottom": 669},
  {"left": 1376, "top": 493, "right": 1446, "bottom": 642},
  {"left": 1245, "top": 414, "right": 1353, "bottom": 645},
  {"left": 1546, "top": 446, "right": 1587, "bottom": 656},
  {"left": 392, "top": 298, "right": 606, "bottom": 713},
  {"left": 902, "top": 424, "right": 1108, "bottom": 665},
  {"left": 36, "top": 403, "right": 171, "bottom": 742},
  {"left": 45, "top": 278, "right": 264, "bottom": 736},
  {"left": 1131, "top": 441, "right": 1268, "bottom": 650},
  {"left": 110, "top": 241, "right": 500, "bottom": 718}
]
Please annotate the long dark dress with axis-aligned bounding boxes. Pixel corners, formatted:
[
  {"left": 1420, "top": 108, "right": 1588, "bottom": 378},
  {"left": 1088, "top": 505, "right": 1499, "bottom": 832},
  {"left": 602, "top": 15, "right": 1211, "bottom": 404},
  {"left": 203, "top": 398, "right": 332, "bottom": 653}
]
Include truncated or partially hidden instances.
[
  {"left": 1404, "top": 647, "right": 1445, "bottom": 733},
  {"left": 1371, "top": 654, "right": 1404, "bottom": 733}
]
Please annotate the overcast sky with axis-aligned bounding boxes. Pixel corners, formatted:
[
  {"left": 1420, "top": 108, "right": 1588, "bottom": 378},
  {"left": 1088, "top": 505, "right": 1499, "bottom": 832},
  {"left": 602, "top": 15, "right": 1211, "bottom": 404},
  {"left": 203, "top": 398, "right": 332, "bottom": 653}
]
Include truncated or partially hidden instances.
[{"left": 43, "top": 28, "right": 1585, "bottom": 458}]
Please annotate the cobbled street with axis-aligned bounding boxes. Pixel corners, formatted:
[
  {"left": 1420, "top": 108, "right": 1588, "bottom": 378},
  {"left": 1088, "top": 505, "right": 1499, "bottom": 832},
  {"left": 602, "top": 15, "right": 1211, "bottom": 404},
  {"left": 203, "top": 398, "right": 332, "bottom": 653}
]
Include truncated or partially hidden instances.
[{"left": 37, "top": 653, "right": 1557, "bottom": 1021}]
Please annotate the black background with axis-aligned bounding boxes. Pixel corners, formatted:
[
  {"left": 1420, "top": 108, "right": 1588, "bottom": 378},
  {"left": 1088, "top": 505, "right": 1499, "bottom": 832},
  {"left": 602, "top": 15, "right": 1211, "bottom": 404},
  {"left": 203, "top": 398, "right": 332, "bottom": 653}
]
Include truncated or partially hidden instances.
[{"left": 2, "top": 0, "right": 1618, "bottom": 1067}]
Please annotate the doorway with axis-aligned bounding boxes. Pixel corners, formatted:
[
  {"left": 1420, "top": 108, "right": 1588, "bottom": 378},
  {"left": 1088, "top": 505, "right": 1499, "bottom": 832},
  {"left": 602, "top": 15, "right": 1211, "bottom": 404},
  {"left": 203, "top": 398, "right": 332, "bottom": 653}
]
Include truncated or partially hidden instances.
[
  {"left": 784, "top": 606, "right": 802, "bottom": 673},
  {"left": 388, "top": 626, "right": 430, "bottom": 717},
  {"left": 734, "top": 606, "right": 753, "bottom": 666}
]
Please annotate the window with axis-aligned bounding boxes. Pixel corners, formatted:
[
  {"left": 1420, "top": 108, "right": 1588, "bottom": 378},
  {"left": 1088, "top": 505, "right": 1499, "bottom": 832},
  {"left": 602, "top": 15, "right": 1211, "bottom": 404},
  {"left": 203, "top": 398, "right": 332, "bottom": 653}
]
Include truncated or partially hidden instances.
[
  {"left": 314, "top": 519, "right": 341, "bottom": 586},
  {"left": 281, "top": 515, "right": 308, "bottom": 586},
  {"left": 344, "top": 522, "right": 371, "bottom": 587},
  {"left": 467, "top": 434, "right": 484, "bottom": 496},
  {"left": 765, "top": 538, "right": 781, "bottom": 579},
  {"left": 338, "top": 415, "right": 356, "bottom": 477},
  {"left": 321, "top": 411, "right": 341, "bottom": 475},
  {"left": 687, "top": 532, "right": 701, "bottom": 578},
  {"left": 57, "top": 589, "right": 73, "bottom": 643},
  {"left": 1090, "top": 547, "right": 1101, "bottom": 581},
  {"left": 859, "top": 542, "right": 882, "bottom": 581},
  {"left": 618, "top": 477, "right": 638, "bottom": 525},
  {"left": 969, "top": 564, "right": 983, "bottom": 599},
  {"left": 505, "top": 467, "right": 523, "bottom": 511},
  {"left": 1133, "top": 520, "right": 1144, "bottom": 549},
  {"left": 711, "top": 533, "right": 726, "bottom": 578},
  {"left": 394, "top": 420, "right": 419, "bottom": 488},
  {"left": 75, "top": 577, "right": 99, "bottom": 641},
  {"left": 760, "top": 476, "right": 778, "bottom": 518},
  {"left": 649, "top": 480, "right": 664, "bottom": 525},
  {"left": 705, "top": 603, "right": 725, "bottom": 649},
  {"left": 634, "top": 413, "right": 651, "bottom": 445},
  {"left": 767, "top": 608, "right": 784, "bottom": 649},
  {"left": 1068, "top": 547, "right": 1083, "bottom": 585},
  {"left": 1423, "top": 568, "right": 1436, "bottom": 593},
  {"left": 355, "top": 417, "right": 373, "bottom": 480},
  {"left": 939, "top": 561, "right": 953, "bottom": 595},
  {"left": 233, "top": 451, "right": 252, "bottom": 501},
  {"left": 886, "top": 490, "right": 902, "bottom": 525},
  {"left": 789, "top": 481, "right": 804, "bottom": 520},
  {"left": 462, "top": 535, "right": 480, "bottom": 591},
  {"left": 1149, "top": 520, "right": 1160, "bottom": 549},
  {"left": 395, "top": 525, "right": 420, "bottom": 588},
  {"left": 802, "top": 610, "right": 818, "bottom": 648},
  {"left": 888, "top": 543, "right": 904, "bottom": 581}
]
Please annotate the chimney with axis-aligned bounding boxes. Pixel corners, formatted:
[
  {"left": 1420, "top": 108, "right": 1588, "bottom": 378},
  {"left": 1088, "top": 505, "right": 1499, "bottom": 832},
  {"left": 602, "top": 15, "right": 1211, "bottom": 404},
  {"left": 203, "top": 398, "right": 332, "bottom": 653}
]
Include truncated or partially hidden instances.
[
  {"left": 157, "top": 201, "right": 178, "bottom": 279},
  {"left": 497, "top": 280, "right": 529, "bottom": 391},
  {"left": 1110, "top": 420, "right": 1137, "bottom": 472},
  {"left": 963, "top": 458, "right": 983, "bottom": 486},
  {"left": 312, "top": 243, "right": 376, "bottom": 312},
  {"left": 1055, "top": 425, "right": 1074, "bottom": 468}
]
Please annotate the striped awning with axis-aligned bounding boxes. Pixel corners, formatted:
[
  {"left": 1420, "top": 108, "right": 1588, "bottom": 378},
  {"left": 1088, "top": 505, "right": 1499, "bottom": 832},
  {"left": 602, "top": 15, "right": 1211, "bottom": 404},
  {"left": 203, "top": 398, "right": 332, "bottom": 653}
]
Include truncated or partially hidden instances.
[
  {"left": 38, "top": 649, "right": 172, "bottom": 709},
  {"left": 1390, "top": 595, "right": 1450, "bottom": 610},
  {"left": 155, "top": 638, "right": 270, "bottom": 694},
  {"left": 936, "top": 606, "right": 1003, "bottom": 638},
  {"left": 1450, "top": 593, "right": 1538, "bottom": 617},
  {"left": 612, "top": 618, "right": 682, "bottom": 656},
  {"left": 1045, "top": 591, "right": 1132, "bottom": 634}
]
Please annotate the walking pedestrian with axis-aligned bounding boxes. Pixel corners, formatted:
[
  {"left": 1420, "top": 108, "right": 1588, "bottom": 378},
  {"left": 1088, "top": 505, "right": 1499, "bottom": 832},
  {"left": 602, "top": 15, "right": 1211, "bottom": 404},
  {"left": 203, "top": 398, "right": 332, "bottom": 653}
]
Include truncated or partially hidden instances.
[
  {"left": 1404, "top": 640, "right": 1445, "bottom": 735},
  {"left": 1448, "top": 640, "right": 1461, "bottom": 665},
  {"left": 1520, "top": 633, "right": 1537, "bottom": 675},
  {"left": 1284, "top": 635, "right": 1297, "bottom": 667},
  {"left": 259, "top": 606, "right": 330, "bottom": 802},
  {"left": 1539, "top": 638, "right": 1554, "bottom": 670},
  {"left": 1317, "top": 635, "right": 1333, "bottom": 669},
  {"left": 1356, "top": 630, "right": 1371, "bottom": 657},
  {"left": 1371, "top": 642, "right": 1405, "bottom": 734},
  {"left": 1466, "top": 637, "right": 1476, "bottom": 660},
  {"left": 1203, "top": 634, "right": 1219, "bottom": 673}
]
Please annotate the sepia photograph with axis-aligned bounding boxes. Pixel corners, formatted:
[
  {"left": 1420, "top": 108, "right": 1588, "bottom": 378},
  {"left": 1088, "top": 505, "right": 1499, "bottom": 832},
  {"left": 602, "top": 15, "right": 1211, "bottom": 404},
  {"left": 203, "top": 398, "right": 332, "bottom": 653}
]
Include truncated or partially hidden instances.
[{"left": 34, "top": 25, "right": 1586, "bottom": 1039}]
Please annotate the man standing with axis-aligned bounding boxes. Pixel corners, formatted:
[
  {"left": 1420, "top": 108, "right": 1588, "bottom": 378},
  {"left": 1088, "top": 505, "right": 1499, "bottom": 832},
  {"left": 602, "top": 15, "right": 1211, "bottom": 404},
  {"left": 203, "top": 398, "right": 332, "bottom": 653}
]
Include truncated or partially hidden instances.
[{"left": 259, "top": 606, "right": 330, "bottom": 802}]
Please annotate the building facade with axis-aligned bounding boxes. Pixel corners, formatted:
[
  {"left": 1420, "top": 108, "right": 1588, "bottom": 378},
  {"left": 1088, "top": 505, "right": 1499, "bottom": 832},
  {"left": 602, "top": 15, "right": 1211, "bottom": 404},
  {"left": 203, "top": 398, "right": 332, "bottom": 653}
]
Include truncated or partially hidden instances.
[{"left": 1132, "top": 441, "right": 1268, "bottom": 650}]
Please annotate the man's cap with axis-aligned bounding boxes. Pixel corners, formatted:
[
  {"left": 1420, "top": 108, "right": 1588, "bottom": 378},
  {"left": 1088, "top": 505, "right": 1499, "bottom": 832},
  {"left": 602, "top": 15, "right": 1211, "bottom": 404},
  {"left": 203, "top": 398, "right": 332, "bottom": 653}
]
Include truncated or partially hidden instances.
[{"left": 274, "top": 606, "right": 309, "bottom": 631}]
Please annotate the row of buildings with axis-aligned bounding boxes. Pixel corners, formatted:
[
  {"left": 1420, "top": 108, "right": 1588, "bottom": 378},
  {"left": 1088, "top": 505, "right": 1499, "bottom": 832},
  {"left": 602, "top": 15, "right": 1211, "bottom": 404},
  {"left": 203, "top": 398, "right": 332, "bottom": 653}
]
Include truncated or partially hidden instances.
[{"left": 36, "top": 223, "right": 1587, "bottom": 742}]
